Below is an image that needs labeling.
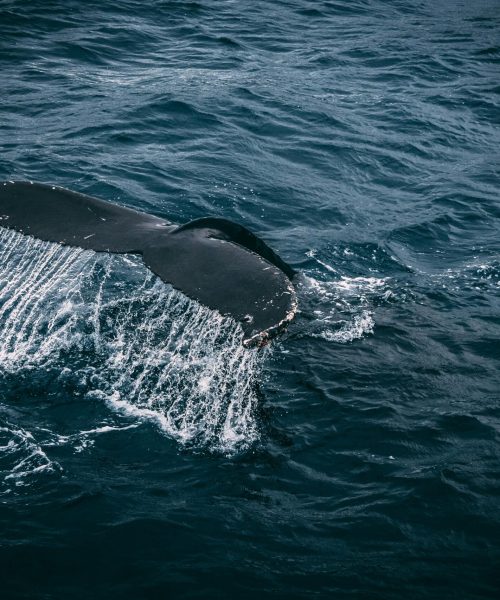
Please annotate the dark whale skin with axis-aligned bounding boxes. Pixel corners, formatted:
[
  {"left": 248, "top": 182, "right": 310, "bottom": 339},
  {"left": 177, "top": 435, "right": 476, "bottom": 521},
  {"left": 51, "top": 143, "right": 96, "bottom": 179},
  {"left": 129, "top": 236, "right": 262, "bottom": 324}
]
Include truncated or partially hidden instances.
[{"left": 0, "top": 181, "right": 297, "bottom": 346}]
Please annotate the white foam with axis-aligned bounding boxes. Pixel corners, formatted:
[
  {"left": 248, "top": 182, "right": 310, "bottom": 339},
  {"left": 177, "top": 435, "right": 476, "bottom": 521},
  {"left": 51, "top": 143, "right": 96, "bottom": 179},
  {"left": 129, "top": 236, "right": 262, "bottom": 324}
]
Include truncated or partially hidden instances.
[
  {"left": 296, "top": 272, "right": 383, "bottom": 343},
  {"left": 318, "top": 311, "right": 374, "bottom": 343},
  {"left": 0, "top": 422, "right": 61, "bottom": 489}
]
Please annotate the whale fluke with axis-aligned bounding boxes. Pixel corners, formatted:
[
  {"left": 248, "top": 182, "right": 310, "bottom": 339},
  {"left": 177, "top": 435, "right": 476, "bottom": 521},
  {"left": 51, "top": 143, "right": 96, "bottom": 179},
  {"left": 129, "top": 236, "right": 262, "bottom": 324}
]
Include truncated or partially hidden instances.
[{"left": 0, "top": 181, "right": 296, "bottom": 346}]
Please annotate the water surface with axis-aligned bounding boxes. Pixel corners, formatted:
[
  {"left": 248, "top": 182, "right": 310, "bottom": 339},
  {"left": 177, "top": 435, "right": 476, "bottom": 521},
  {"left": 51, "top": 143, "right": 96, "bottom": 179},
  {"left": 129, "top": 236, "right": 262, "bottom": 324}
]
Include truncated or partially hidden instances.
[{"left": 1, "top": 1, "right": 499, "bottom": 598}]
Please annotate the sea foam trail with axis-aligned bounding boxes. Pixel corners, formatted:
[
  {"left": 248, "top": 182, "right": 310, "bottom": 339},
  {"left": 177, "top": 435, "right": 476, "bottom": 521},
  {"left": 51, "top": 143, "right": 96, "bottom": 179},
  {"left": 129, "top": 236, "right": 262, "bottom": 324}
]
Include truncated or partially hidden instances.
[
  {"left": 0, "top": 228, "right": 263, "bottom": 455},
  {"left": 295, "top": 273, "right": 383, "bottom": 343}
]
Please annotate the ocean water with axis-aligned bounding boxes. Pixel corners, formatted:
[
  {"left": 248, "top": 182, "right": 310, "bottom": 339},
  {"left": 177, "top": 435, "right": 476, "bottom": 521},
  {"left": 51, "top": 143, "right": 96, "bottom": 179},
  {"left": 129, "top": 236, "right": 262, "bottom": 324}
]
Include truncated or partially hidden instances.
[{"left": 0, "top": 0, "right": 499, "bottom": 598}]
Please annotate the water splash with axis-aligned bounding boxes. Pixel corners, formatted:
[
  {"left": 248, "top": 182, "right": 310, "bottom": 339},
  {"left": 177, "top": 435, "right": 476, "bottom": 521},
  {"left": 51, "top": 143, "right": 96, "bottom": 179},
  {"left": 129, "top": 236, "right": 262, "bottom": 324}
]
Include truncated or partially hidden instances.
[
  {"left": 92, "top": 285, "right": 263, "bottom": 453},
  {"left": 293, "top": 268, "right": 386, "bottom": 343},
  {"left": 0, "top": 228, "right": 264, "bottom": 459},
  {"left": 0, "top": 228, "right": 95, "bottom": 367},
  {"left": 296, "top": 274, "right": 378, "bottom": 343},
  {"left": 0, "top": 420, "right": 61, "bottom": 492},
  {"left": 318, "top": 310, "right": 375, "bottom": 343},
  {"left": 293, "top": 246, "right": 408, "bottom": 343}
]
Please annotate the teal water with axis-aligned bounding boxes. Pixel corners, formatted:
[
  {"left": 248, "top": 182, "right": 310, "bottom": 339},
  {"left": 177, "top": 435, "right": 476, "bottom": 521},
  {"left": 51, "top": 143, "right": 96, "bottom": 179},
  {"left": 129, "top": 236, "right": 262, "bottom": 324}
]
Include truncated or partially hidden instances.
[{"left": 1, "top": 1, "right": 500, "bottom": 598}]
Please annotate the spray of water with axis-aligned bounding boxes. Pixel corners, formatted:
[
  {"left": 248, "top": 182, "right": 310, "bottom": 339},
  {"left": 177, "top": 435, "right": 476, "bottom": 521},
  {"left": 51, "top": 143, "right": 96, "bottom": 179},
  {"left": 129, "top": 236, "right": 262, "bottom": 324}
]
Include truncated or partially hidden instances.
[
  {"left": 0, "top": 228, "right": 264, "bottom": 463},
  {"left": 295, "top": 272, "right": 381, "bottom": 343},
  {"left": 0, "top": 422, "right": 61, "bottom": 487}
]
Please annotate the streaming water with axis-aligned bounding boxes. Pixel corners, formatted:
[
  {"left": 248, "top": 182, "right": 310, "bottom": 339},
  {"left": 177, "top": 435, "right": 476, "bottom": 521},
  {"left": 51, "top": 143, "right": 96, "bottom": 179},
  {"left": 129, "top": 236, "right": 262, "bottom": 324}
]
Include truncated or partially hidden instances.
[{"left": 0, "top": 227, "right": 264, "bottom": 471}]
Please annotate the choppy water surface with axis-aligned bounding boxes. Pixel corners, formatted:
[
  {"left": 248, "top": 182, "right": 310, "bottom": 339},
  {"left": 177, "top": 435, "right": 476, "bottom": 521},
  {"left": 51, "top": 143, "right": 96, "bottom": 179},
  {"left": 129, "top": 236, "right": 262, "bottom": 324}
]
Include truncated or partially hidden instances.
[{"left": 1, "top": 1, "right": 499, "bottom": 598}]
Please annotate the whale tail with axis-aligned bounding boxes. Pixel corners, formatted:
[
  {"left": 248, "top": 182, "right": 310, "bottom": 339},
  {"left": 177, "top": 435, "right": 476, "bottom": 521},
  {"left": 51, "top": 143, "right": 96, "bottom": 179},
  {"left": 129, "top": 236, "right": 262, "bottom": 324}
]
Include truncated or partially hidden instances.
[{"left": 0, "top": 181, "right": 296, "bottom": 346}]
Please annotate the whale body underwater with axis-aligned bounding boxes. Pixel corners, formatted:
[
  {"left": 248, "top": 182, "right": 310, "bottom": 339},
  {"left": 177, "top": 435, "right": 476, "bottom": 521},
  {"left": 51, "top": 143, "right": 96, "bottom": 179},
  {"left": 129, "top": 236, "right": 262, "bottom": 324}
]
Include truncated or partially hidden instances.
[{"left": 0, "top": 181, "right": 297, "bottom": 347}]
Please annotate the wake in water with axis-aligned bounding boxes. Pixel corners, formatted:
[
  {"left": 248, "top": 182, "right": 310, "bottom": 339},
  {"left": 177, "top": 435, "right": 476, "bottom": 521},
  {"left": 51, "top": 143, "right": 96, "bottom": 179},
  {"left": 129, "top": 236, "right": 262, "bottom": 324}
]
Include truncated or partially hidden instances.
[
  {"left": 296, "top": 273, "right": 379, "bottom": 342},
  {"left": 297, "top": 245, "right": 500, "bottom": 347},
  {"left": 0, "top": 228, "right": 265, "bottom": 467},
  {"left": 293, "top": 248, "right": 400, "bottom": 343}
]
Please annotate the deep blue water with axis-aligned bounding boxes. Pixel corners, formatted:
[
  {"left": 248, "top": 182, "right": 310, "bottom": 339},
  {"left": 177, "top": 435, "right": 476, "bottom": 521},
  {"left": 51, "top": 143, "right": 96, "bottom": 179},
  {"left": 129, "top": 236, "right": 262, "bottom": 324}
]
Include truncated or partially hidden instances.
[{"left": 1, "top": 0, "right": 500, "bottom": 598}]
